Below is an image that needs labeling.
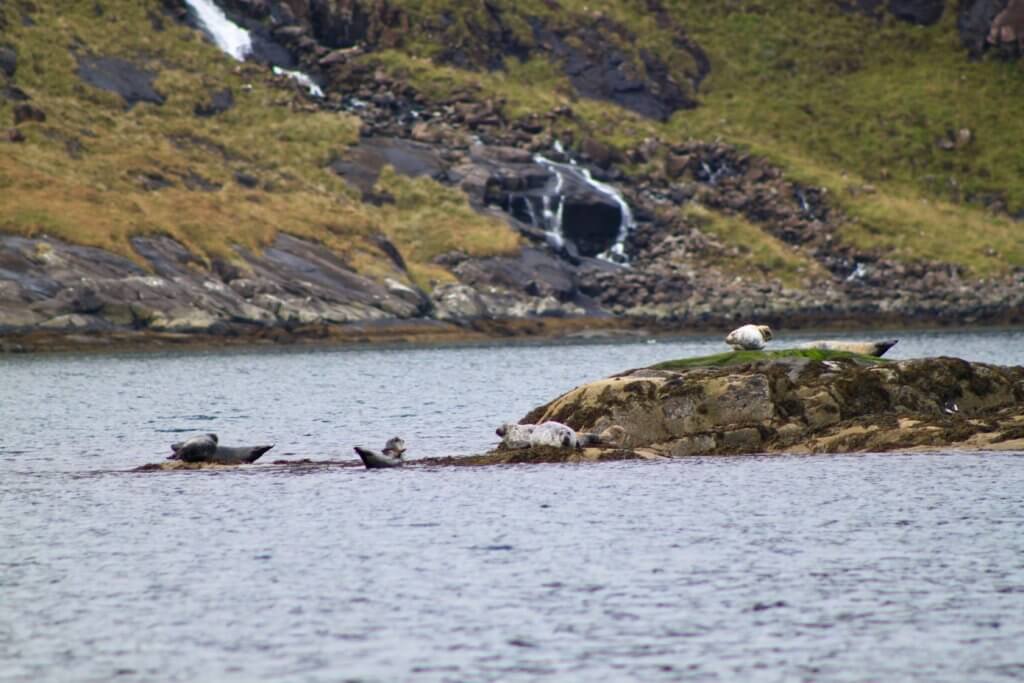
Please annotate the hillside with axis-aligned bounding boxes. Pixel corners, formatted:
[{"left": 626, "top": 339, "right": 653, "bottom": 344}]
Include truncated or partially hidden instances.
[{"left": 1, "top": 0, "right": 1023, "bottom": 349}]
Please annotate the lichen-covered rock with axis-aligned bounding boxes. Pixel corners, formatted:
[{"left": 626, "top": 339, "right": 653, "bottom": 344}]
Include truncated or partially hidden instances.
[{"left": 519, "top": 350, "right": 1024, "bottom": 456}]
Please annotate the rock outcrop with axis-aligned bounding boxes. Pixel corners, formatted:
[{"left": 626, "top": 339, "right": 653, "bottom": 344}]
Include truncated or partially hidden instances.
[{"left": 514, "top": 350, "right": 1024, "bottom": 457}]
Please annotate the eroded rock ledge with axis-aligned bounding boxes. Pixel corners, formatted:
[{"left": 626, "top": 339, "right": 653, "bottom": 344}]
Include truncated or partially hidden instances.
[{"left": 517, "top": 351, "right": 1024, "bottom": 457}]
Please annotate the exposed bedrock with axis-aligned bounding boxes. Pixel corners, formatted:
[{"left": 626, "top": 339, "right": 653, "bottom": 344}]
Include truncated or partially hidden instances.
[
  {"left": 0, "top": 233, "right": 426, "bottom": 334},
  {"left": 517, "top": 352, "right": 1024, "bottom": 457}
]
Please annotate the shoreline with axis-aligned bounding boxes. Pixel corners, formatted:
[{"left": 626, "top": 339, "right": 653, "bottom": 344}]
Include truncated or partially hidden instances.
[{"left": 3, "top": 314, "right": 1024, "bottom": 355}]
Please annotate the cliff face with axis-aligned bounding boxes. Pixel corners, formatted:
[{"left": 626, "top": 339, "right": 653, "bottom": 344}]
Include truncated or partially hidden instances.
[{"left": 2, "top": 1, "right": 1024, "bottom": 349}]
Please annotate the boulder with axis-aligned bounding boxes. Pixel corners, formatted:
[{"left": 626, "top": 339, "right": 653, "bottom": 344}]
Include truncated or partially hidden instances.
[
  {"left": 75, "top": 55, "right": 165, "bottom": 108},
  {"left": 517, "top": 350, "right": 1024, "bottom": 456}
]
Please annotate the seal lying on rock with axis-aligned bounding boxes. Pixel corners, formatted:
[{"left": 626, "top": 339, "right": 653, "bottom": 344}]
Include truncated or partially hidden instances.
[
  {"left": 496, "top": 422, "right": 624, "bottom": 450},
  {"left": 168, "top": 433, "right": 217, "bottom": 462},
  {"left": 354, "top": 437, "right": 406, "bottom": 469},
  {"left": 798, "top": 339, "right": 898, "bottom": 357},
  {"left": 725, "top": 324, "right": 773, "bottom": 350},
  {"left": 168, "top": 433, "right": 274, "bottom": 464}
]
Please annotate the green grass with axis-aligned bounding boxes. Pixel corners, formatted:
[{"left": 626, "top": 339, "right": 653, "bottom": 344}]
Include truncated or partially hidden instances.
[{"left": 651, "top": 348, "right": 887, "bottom": 370}]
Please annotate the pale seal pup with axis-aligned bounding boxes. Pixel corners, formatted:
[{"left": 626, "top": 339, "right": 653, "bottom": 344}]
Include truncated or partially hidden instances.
[
  {"left": 798, "top": 339, "right": 898, "bottom": 357},
  {"left": 354, "top": 436, "right": 406, "bottom": 469},
  {"left": 529, "top": 421, "right": 578, "bottom": 449},
  {"left": 725, "top": 324, "right": 773, "bottom": 350},
  {"left": 496, "top": 423, "right": 537, "bottom": 449},
  {"left": 168, "top": 433, "right": 218, "bottom": 463}
]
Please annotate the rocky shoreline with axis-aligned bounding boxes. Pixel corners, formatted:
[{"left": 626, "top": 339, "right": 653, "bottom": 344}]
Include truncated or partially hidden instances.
[{"left": 133, "top": 350, "right": 1024, "bottom": 471}]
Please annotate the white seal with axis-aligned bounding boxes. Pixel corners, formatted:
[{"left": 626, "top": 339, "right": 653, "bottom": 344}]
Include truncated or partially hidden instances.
[{"left": 725, "top": 324, "right": 773, "bottom": 350}]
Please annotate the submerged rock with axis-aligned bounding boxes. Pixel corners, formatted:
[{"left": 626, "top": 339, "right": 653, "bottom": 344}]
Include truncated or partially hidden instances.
[{"left": 516, "top": 350, "right": 1024, "bottom": 456}]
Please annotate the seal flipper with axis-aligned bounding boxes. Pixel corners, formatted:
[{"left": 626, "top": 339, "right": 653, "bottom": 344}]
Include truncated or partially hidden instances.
[{"left": 244, "top": 445, "right": 274, "bottom": 463}]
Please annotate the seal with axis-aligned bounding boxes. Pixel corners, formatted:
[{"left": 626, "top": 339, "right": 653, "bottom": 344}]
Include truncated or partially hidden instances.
[
  {"left": 168, "top": 434, "right": 273, "bottom": 464},
  {"left": 725, "top": 324, "right": 773, "bottom": 350},
  {"left": 209, "top": 444, "right": 274, "bottom": 464},
  {"left": 577, "top": 425, "right": 627, "bottom": 448},
  {"left": 168, "top": 433, "right": 218, "bottom": 462},
  {"left": 354, "top": 436, "right": 406, "bottom": 469},
  {"left": 530, "top": 421, "right": 578, "bottom": 448},
  {"left": 496, "top": 423, "right": 536, "bottom": 449},
  {"left": 798, "top": 339, "right": 898, "bottom": 357}
]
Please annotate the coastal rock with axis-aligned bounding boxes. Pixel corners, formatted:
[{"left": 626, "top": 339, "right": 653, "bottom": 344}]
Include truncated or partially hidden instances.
[{"left": 518, "top": 351, "right": 1024, "bottom": 456}]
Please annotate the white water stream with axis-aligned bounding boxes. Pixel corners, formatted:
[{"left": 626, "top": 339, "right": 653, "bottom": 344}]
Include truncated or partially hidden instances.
[
  {"left": 184, "top": 0, "right": 252, "bottom": 61},
  {"left": 184, "top": 0, "right": 323, "bottom": 98},
  {"left": 534, "top": 153, "right": 634, "bottom": 263}
]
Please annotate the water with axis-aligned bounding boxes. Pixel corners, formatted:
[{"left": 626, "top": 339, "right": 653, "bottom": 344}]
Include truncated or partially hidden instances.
[
  {"left": 2, "top": 329, "right": 1023, "bottom": 681},
  {"left": 183, "top": 0, "right": 252, "bottom": 61},
  {"left": 534, "top": 154, "right": 634, "bottom": 263}
]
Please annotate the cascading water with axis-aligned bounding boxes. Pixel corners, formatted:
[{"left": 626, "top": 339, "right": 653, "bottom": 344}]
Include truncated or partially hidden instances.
[
  {"left": 183, "top": 0, "right": 252, "bottom": 61},
  {"left": 183, "top": 0, "right": 323, "bottom": 98},
  {"left": 533, "top": 154, "right": 634, "bottom": 264},
  {"left": 271, "top": 66, "right": 325, "bottom": 98}
]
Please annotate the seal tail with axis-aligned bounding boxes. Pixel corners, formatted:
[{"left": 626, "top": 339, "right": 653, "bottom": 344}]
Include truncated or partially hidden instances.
[
  {"left": 873, "top": 339, "right": 899, "bottom": 357},
  {"left": 246, "top": 445, "right": 274, "bottom": 463}
]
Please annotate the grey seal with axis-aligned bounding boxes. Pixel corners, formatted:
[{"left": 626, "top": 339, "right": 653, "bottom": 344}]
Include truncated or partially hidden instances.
[
  {"left": 169, "top": 433, "right": 218, "bottom": 462},
  {"left": 798, "top": 339, "right": 898, "bottom": 357},
  {"left": 354, "top": 437, "right": 406, "bottom": 469},
  {"left": 169, "top": 434, "right": 273, "bottom": 464}
]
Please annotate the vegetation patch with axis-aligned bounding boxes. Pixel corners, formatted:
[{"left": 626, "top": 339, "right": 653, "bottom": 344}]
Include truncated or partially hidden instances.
[{"left": 651, "top": 348, "right": 887, "bottom": 370}]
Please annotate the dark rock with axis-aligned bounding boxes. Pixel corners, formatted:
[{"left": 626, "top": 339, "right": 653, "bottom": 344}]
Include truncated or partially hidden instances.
[
  {"left": 960, "top": 0, "right": 1006, "bottom": 56},
  {"left": 135, "top": 171, "right": 174, "bottom": 192},
  {"left": 328, "top": 137, "right": 441, "bottom": 192},
  {"left": 1, "top": 85, "right": 30, "bottom": 102},
  {"left": 65, "top": 137, "right": 84, "bottom": 159},
  {"left": 234, "top": 171, "right": 260, "bottom": 188},
  {"left": 0, "top": 46, "right": 16, "bottom": 78},
  {"left": 182, "top": 170, "right": 221, "bottom": 192},
  {"left": 75, "top": 55, "right": 166, "bottom": 108},
  {"left": 887, "top": 0, "right": 944, "bottom": 25},
  {"left": 4, "top": 128, "right": 25, "bottom": 143},
  {"left": 193, "top": 89, "right": 235, "bottom": 117},
  {"left": 13, "top": 103, "right": 45, "bottom": 125}
]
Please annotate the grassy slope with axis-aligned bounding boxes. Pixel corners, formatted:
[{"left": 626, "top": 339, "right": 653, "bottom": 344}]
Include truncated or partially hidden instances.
[
  {"left": 0, "top": 1, "right": 519, "bottom": 287},
  {"left": 1, "top": 0, "right": 1021, "bottom": 287},
  {"left": 380, "top": 0, "right": 1024, "bottom": 277}
]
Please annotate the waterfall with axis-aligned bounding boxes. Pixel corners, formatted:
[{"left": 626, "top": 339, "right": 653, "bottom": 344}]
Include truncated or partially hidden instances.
[
  {"left": 272, "top": 66, "right": 324, "bottom": 98},
  {"left": 184, "top": 0, "right": 324, "bottom": 98},
  {"left": 183, "top": 0, "right": 252, "bottom": 61},
  {"left": 534, "top": 154, "right": 634, "bottom": 263}
]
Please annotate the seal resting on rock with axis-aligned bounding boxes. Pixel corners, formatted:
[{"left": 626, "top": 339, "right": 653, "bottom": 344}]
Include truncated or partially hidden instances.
[
  {"left": 354, "top": 437, "right": 406, "bottom": 469},
  {"left": 725, "top": 324, "right": 772, "bottom": 350},
  {"left": 168, "top": 433, "right": 217, "bottom": 463},
  {"left": 798, "top": 339, "right": 898, "bottom": 357},
  {"left": 168, "top": 434, "right": 273, "bottom": 464},
  {"left": 497, "top": 422, "right": 624, "bottom": 450}
]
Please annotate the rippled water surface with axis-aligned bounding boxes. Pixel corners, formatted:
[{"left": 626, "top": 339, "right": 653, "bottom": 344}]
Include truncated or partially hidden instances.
[{"left": 2, "top": 329, "right": 1023, "bottom": 681}]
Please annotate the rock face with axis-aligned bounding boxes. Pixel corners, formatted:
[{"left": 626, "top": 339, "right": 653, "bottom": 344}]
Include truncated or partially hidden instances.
[
  {"left": 0, "top": 232, "right": 426, "bottom": 337},
  {"left": 518, "top": 351, "right": 1024, "bottom": 456}
]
